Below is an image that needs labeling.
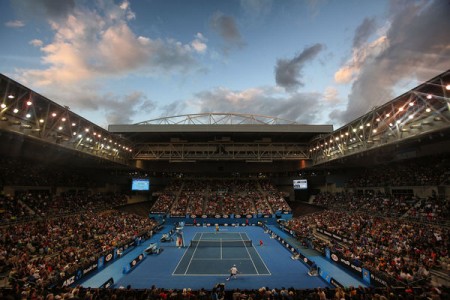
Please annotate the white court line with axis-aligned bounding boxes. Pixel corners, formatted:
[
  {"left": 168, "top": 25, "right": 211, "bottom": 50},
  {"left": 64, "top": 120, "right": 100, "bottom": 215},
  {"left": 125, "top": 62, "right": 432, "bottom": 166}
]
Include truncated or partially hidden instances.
[
  {"left": 171, "top": 243, "right": 195, "bottom": 275},
  {"left": 191, "top": 258, "right": 252, "bottom": 261},
  {"left": 173, "top": 273, "right": 271, "bottom": 277},
  {"left": 174, "top": 230, "right": 271, "bottom": 276},
  {"left": 184, "top": 232, "right": 203, "bottom": 275},
  {"left": 239, "top": 232, "right": 259, "bottom": 275},
  {"left": 245, "top": 232, "right": 272, "bottom": 275}
]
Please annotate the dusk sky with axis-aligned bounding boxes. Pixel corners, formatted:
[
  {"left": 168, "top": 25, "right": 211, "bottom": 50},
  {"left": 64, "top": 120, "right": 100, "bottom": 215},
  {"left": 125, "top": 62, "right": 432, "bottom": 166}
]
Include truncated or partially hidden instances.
[{"left": 1, "top": 0, "right": 449, "bottom": 129}]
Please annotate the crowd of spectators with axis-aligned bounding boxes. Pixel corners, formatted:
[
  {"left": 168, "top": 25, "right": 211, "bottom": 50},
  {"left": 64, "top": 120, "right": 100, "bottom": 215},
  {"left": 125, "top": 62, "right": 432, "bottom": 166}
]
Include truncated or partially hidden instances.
[
  {"left": 405, "top": 196, "right": 449, "bottom": 224},
  {"left": 151, "top": 181, "right": 183, "bottom": 214},
  {"left": 0, "top": 192, "right": 128, "bottom": 224},
  {"left": 345, "top": 156, "right": 449, "bottom": 188},
  {"left": 1, "top": 283, "right": 447, "bottom": 299},
  {"left": 0, "top": 194, "right": 32, "bottom": 224},
  {"left": 312, "top": 192, "right": 449, "bottom": 224},
  {"left": 312, "top": 192, "right": 416, "bottom": 218},
  {"left": 151, "top": 179, "right": 291, "bottom": 216},
  {"left": 285, "top": 210, "right": 449, "bottom": 285},
  {"left": 0, "top": 158, "right": 109, "bottom": 188},
  {"left": 0, "top": 210, "right": 157, "bottom": 289}
]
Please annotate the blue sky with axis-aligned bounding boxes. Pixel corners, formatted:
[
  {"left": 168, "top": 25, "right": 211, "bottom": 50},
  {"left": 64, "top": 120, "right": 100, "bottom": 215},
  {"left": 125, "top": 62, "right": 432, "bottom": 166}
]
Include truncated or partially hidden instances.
[{"left": 0, "top": 0, "right": 449, "bottom": 129}]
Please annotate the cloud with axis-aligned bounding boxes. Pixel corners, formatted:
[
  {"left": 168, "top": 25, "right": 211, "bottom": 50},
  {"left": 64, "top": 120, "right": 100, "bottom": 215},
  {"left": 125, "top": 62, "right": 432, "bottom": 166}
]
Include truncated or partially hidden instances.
[
  {"left": 19, "top": 1, "right": 206, "bottom": 86},
  {"left": 41, "top": 84, "right": 156, "bottom": 127},
  {"left": 334, "top": 36, "right": 387, "bottom": 84},
  {"left": 323, "top": 87, "right": 339, "bottom": 102},
  {"left": 191, "top": 33, "right": 207, "bottom": 53},
  {"left": 158, "top": 101, "right": 189, "bottom": 120},
  {"left": 5, "top": 20, "right": 25, "bottom": 28},
  {"left": 103, "top": 91, "right": 156, "bottom": 125},
  {"left": 210, "top": 12, "right": 245, "bottom": 51},
  {"left": 333, "top": 0, "right": 450, "bottom": 124},
  {"left": 189, "top": 86, "right": 327, "bottom": 124},
  {"left": 353, "top": 17, "right": 377, "bottom": 48},
  {"left": 275, "top": 43, "right": 324, "bottom": 91},
  {"left": 12, "top": 0, "right": 75, "bottom": 21},
  {"left": 29, "top": 39, "right": 44, "bottom": 47}
]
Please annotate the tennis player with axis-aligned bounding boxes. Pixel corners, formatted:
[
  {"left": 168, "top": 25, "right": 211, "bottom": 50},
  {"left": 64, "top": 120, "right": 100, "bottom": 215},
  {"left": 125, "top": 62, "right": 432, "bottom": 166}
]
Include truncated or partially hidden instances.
[{"left": 226, "top": 264, "right": 239, "bottom": 281}]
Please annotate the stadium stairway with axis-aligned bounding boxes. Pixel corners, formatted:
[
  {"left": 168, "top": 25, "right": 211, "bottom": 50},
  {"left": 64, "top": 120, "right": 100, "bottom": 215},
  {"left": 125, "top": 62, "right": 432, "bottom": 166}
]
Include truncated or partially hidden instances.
[{"left": 430, "top": 268, "right": 450, "bottom": 288}]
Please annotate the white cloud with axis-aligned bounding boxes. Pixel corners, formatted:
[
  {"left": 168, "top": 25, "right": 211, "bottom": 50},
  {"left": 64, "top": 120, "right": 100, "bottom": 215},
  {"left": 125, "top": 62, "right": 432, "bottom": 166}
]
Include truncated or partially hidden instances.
[
  {"left": 191, "top": 33, "right": 207, "bottom": 53},
  {"left": 188, "top": 86, "right": 328, "bottom": 124},
  {"left": 29, "top": 39, "right": 43, "bottom": 47},
  {"left": 5, "top": 20, "right": 25, "bottom": 28},
  {"left": 19, "top": 1, "right": 207, "bottom": 87}
]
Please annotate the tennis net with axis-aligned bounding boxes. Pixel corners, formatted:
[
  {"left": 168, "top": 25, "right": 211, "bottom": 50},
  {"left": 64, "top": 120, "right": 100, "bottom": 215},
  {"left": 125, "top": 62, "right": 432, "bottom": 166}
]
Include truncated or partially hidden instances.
[{"left": 190, "top": 239, "right": 252, "bottom": 247}]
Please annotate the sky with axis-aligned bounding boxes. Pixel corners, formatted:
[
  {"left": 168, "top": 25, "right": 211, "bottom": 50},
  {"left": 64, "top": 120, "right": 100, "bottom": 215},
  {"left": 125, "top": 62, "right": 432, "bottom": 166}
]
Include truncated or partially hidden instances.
[{"left": 0, "top": 0, "right": 449, "bottom": 130}]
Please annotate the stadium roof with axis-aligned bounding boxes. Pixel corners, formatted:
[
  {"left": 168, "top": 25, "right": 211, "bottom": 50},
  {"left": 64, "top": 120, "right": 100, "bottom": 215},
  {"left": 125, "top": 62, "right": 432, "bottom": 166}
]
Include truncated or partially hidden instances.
[
  {"left": 108, "top": 113, "right": 333, "bottom": 162},
  {"left": 1, "top": 70, "right": 449, "bottom": 167},
  {"left": 109, "top": 113, "right": 333, "bottom": 143}
]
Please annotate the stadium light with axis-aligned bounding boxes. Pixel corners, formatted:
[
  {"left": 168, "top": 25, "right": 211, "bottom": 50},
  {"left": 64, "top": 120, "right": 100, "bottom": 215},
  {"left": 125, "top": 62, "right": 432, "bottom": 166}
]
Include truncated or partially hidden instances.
[
  {"left": 8, "top": 94, "right": 14, "bottom": 99},
  {"left": 446, "top": 84, "right": 450, "bottom": 90},
  {"left": 0, "top": 103, "right": 6, "bottom": 109}
]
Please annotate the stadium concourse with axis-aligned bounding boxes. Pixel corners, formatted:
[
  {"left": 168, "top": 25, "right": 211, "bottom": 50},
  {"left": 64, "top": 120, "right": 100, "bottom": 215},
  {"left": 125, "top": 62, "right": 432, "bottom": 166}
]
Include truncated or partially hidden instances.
[{"left": 0, "top": 71, "right": 449, "bottom": 299}]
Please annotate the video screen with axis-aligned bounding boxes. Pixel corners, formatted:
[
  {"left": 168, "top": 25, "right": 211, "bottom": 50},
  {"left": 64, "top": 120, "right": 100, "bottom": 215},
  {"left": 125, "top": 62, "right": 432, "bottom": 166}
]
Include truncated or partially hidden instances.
[
  {"left": 131, "top": 178, "right": 150, "bottom": 191},
  {"left": 293, "top": 179, "right": 308, "bottom": 190}
]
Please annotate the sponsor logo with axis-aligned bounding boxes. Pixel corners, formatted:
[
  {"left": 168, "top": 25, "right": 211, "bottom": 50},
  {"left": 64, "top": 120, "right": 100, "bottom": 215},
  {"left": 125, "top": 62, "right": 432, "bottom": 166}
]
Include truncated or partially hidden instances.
[
  {"left": 201, "top": 215, "right": 207, "bottom": 218},
  {"left": 351, "top": 264, "right": 362, "bottom": 273},
  {"left": 190, "top": 214, "right": 196, "bottom": 218},
  {"left": 223, "top": 214, "right": 229, "bottom": 218},
  {"left": 331, "top": 254, "right": 339, "bottom": 262},
  {"left": 105, "top": 253, "right": 113, "bottom": 262},
  {"left": 215, "top": 214, "right": 221, "bottom": 218},
  {"left": 340, "top": 258, "right": 350, "bottom": 266},
  {"left": 104, "top": 279, "right": 113, "bottom": 288},
  {"left": 330, "top": 278, "right": 343, "bottom": 287},
  {"left": 370, "top": 274, "right": 388, "bottom": 286},
  {"left": 246, "top": 214, "right": 252, "bottom": 218},
  {"left": 235, "top": 214, "right": 241, "bottom": 218},
  {"left": 83, "top": 263, "right": 98, "bottom": 275},
  {"left": 62, "top": 275, "right": 75, "bottom": 287}
]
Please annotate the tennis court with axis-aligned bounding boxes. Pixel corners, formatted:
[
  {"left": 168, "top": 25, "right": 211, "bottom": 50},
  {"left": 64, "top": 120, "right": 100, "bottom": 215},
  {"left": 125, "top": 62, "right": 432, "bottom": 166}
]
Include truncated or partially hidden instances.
[
  {"left": 173, "top": 232, "right": 270, "bottom": 276},
  {"left": 80, "top": 225, "right": 336, "bottom": 290}
]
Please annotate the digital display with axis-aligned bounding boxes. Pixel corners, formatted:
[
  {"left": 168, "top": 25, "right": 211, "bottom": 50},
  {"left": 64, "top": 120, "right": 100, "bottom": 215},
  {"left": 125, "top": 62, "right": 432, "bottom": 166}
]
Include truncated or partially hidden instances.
[
  {"left": 293, "top": 179, "right": 308, "bottom": 190},
  {"left": 131, "top": 178, "right": 150, "bottom": 191}
]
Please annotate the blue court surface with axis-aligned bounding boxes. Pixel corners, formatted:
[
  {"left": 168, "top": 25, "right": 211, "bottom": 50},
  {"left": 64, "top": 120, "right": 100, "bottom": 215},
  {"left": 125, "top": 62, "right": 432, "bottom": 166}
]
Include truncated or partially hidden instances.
[
  {"left": 79, "top": 225, "right": 362, "bottom": 290},
  {"left": 173, "top": 232, "right": 270, "bottom": 276}
]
